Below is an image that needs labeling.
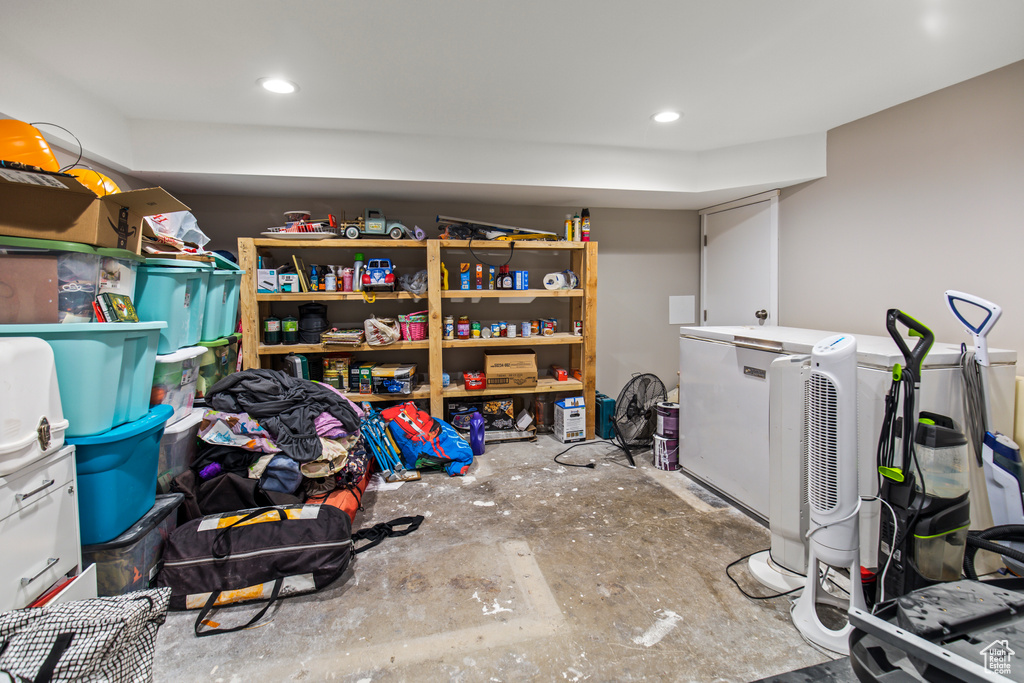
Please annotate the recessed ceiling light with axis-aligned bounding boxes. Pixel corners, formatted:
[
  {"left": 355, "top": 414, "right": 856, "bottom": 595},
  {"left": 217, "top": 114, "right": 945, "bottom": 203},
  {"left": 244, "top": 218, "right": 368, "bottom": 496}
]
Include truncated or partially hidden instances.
[
  {"left": 258, "top": 78, "right": 298, "bottom": 94},
  {"left": 652, "top": 111, "right": 681, "bottom": 123}
]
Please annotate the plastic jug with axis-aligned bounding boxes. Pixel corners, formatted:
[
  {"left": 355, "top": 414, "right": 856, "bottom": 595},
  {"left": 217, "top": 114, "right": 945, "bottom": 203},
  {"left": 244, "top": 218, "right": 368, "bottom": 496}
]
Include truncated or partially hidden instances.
[{"left": 469, "top": 411, "right": 485, "bottom": 456}]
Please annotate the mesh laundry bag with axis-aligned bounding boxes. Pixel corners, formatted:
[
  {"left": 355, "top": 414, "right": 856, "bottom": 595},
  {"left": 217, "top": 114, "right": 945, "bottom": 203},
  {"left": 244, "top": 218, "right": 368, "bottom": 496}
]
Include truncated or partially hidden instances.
[{"left": 0, "top": 588, "right": 170, "bottom": 682}]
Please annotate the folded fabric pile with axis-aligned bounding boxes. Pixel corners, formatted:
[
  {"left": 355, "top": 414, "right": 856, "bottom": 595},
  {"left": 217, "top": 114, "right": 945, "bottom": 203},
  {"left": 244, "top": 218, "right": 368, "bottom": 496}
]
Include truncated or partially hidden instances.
[{"left": 171, "top": 370, "right": 369, "bottom": 521}]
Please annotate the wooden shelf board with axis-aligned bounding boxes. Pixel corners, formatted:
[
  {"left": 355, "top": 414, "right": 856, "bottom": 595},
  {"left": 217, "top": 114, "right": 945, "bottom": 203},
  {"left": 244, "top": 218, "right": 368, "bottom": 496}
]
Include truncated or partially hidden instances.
[
  {"left": 253, "top": 238, "right": 427, "bottom": 249},
  {"left": 441, "top": 289, "right": 582, "bottom": 299},
  {"left": 443, "top": 376, "right": 582, "bottom": 398},
  {"left": 438, "top": 240, "right": 585, "bottom": 250},
  {"left": 342, "top": 388, "right": 431, "bottom": 402},
  {"left": 441, "top": 333, "right": 582, "bottom": 349},
  {"left": 258, "top": 340, "right": 430, "bottom": 355},
  {"left": 257, "top": 291, "right": 420, "bottom": 302}
]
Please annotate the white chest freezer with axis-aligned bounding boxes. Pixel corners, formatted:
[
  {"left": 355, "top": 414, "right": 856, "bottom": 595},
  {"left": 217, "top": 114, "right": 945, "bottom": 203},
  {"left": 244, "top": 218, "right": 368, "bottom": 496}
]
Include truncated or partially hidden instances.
[{"left": 678, "top": 326, "right": 1017, "bottom": 547}]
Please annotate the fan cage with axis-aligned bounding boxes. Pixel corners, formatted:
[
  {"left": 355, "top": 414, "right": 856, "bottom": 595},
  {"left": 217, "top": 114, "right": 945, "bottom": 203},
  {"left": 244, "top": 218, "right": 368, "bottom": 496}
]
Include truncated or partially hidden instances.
[
  {"left": 806, "top": 371, "right": 840, "bottom": 514},
  {"left": 613, "top": 374, "right": 667, "bottom": 447}
]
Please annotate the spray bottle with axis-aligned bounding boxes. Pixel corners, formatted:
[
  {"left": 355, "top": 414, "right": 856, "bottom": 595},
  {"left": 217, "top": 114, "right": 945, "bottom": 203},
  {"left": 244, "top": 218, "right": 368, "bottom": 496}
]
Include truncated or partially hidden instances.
[
  {"left": 572, "top": 211, "right": 581, "bottom": 242},
  {"left": 581, "top": 208, "right": 591, "bottom": 242},
  {"left": 564, "top": 214, "right": 572, "bottom": 241}
]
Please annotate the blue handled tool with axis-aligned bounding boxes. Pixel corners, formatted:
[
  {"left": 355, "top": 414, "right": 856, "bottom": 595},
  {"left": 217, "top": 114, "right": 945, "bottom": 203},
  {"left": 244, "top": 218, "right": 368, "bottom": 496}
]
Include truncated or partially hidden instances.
[{"left": 944, "top": 290, "right": 1002, "bottom": 367}]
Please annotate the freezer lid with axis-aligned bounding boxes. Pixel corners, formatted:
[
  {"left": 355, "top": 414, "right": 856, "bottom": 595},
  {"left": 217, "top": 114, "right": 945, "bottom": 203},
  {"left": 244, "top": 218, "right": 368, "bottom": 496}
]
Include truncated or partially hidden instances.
[{"left": 679, "top": 325, "right": 1015, "bottom": 367}]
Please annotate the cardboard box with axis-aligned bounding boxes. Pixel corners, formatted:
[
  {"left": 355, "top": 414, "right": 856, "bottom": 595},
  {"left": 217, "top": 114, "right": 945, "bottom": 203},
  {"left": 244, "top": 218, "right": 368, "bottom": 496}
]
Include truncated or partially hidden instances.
[
  {"left": 484, "top": 350, "right": 537, "bottom": 388},
  {"left": 0, "top": 254, "right": 58, "bottom": 324},
  {"left": 555, "top": 396, "right": 586, "bottom": 443},
  {"left": 0, "top": 168, "right": 188, "bottom": 254}
]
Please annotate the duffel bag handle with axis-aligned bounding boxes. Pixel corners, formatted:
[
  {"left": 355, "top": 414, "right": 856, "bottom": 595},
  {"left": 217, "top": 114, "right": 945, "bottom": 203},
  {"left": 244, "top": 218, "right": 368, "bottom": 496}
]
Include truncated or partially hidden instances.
[
  {"left": 211, "top": 507, "right": 288, "bottom": 560},
  {"left": 194, "top": 577, "right": 283, "bottom": 637},
  {"left": 353, "top": 515, "right": 424, "bottom": 554}
]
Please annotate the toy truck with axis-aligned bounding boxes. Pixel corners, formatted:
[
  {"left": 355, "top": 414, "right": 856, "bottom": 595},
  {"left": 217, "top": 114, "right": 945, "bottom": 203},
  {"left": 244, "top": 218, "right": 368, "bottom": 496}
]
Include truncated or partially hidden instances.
[{"left": 341, "top": 209, "right": 420, "bottom": 240}]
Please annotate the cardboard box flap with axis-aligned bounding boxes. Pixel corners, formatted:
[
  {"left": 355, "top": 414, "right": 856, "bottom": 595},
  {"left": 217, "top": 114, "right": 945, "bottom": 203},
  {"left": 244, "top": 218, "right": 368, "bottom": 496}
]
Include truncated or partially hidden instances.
[
  {"left": 100, "top": 187, "right": 189, "bottom": 218},
  {"left": 0, "top": 169, "right": 95, "bottom": 198}
]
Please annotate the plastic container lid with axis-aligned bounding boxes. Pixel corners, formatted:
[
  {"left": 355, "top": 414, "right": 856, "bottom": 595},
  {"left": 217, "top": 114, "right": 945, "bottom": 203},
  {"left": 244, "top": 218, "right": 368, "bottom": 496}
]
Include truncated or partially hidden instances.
[
  {"left": 155, "top": 345, "right": 207, "bottom": 364},
  {"left": 0, "top": 235, "right": 143, "bottom": 262},
  {"left": 209, "top": 252, "right": 242, "bottom": 271},
  {"left": 81, "top": 493, "right": 184, "bottom": 552},
  {"left": 162, "top": 406, "right": 204, "bottom": 436},
  {"left": 141, "top": 258, "right": 215, "bottom": 270},
  {"left": 0, "top": 321, "right": 166, "bottom": 333},
  {"left": 67, "top": 404, "right": 174, "bottom": 446},
  {"left": 197, "top": 336, "right": 231, "bottom": 349}
]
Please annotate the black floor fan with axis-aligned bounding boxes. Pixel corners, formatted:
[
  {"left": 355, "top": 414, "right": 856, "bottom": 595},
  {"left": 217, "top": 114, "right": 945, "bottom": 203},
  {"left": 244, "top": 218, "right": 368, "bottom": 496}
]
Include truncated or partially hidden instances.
[{"left": 611, "top": 374, "right": 667, "bottom": 468}]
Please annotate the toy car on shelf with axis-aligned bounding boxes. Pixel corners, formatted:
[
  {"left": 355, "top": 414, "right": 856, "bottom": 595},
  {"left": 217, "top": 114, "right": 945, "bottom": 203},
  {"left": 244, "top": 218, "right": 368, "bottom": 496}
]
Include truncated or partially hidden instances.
[
  {"left": 341, "top": 209, "right": 424, "bottom": 240},
  {"left": 362, "top": 258, "right": 396, "bottom": 291}
]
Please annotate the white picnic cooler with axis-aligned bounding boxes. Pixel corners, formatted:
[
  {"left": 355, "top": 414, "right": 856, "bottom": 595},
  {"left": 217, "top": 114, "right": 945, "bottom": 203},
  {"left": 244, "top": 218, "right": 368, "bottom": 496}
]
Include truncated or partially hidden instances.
[{"left": 0, "top": 337, "right": 68, "bottom": 475}]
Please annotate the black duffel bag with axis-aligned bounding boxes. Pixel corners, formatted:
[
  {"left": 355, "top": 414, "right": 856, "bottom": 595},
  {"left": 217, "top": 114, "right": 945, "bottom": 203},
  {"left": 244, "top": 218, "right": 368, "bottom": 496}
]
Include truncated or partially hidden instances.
[{"left": 157, "top": 503, "right": 422, "bottom": 636}]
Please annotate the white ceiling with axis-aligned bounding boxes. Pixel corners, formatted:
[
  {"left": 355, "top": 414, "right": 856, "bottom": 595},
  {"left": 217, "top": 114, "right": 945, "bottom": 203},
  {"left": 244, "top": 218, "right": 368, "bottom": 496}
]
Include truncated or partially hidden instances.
[{"left": 1, "top": 0, "right": 1022, "bottom": 208}]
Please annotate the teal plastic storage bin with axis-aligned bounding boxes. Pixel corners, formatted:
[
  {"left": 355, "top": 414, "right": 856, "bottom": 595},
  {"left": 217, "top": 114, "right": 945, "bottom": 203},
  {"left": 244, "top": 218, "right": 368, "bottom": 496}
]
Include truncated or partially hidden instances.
[
  {"left": 69, "top": 404, "right": 173, "bottom": 545},
  {"left": 135, "top": 259, "right": 212, "bottom": 354},
  {"left": 0, "top": 322, "right": 166, "bottom": 437},
  {"left": 201, "top": 269, "right": 244, "bottom": 341}
]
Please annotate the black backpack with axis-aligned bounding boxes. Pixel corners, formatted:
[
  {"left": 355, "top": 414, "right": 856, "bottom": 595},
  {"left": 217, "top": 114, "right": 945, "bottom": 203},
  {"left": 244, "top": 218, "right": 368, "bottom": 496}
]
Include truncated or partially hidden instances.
[{"left": 157, "top": 504, "right": 422, "bottom": 636}]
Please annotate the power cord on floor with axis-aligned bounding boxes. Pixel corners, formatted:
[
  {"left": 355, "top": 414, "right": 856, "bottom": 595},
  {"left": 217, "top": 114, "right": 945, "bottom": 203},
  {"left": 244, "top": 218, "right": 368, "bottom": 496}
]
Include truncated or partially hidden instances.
[
  {"left": 725, "top": 550, "right": 805, "bottom": 601},
  {"left": 552, "top": 438, "right": 626, "bottom": 468}
]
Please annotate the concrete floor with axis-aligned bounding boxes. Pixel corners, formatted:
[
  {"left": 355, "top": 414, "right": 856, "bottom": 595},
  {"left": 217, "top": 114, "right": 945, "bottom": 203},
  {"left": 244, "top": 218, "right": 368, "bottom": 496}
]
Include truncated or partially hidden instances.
[{"left": 154, "top": 436, "right": 841, "bottom": 682}]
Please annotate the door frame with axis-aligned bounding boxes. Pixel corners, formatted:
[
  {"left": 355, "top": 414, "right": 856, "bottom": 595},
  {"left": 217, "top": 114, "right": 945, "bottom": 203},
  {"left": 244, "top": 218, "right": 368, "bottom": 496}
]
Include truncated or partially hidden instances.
[{"left": 699, "top": 189, "right": 779, "bottom": 326}]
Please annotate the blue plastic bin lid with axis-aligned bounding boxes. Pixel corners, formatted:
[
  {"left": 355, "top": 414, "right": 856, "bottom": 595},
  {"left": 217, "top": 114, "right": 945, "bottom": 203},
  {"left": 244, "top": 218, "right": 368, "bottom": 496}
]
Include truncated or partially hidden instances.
[
  {"left": 67, "top": 404, "right": 174, "bottom": 445},
  {"left": 141, "top": 258, "right": 215, "bottom": 271},
  {"left": 0, "top": 321, "right": 166, "bottom": 333},
  {"left": 209, "top": 252, "right": 243, "bottom": 272}
]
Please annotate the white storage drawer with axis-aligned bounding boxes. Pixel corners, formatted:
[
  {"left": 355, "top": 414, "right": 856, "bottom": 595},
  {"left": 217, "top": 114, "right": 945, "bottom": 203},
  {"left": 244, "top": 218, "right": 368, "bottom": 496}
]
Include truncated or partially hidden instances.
[
  {"left": 0, "top": 448, "right": 76, "bottom": 521},
  {"left": 0, "top": 478, "right": 80, "bottom": 611}
]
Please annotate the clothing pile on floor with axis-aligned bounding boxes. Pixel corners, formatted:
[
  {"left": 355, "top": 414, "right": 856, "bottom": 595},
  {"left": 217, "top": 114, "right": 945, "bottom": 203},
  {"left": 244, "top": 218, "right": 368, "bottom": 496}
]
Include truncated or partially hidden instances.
[{"left": 171, "top": 369, "right": 370, "bottom": 522}]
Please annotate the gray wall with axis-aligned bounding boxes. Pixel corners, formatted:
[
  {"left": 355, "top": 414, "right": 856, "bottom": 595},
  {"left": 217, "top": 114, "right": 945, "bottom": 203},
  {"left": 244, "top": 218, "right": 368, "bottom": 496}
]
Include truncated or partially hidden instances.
[
  {"left": 779, "top": 60, "right": 1024, "bottom": 356},
  {"left": 181, "top": 195, "right": 699, "bottom": 394}
]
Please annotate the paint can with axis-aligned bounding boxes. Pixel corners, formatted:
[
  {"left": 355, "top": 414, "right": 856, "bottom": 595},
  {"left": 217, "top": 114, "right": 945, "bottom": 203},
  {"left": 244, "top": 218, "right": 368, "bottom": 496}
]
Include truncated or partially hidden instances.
[
  {"left": 655, "top": 401, "right": 679, "bottom": 439},
  {"left": 653, "top": 434, "right": 679, "bottom": 471}
]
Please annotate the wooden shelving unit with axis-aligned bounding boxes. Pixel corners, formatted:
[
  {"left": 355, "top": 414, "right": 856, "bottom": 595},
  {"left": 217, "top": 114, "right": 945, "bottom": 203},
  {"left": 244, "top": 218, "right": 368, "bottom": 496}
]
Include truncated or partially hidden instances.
[{"left": 238, "top": 237, "right": 598, "bottom": 438}]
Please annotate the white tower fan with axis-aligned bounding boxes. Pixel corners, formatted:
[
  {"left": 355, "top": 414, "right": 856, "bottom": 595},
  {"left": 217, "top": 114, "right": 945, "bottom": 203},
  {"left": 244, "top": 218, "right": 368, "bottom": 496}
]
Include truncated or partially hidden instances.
[{"left": 791, "top": 334, "right": 866, "bottom": 655}]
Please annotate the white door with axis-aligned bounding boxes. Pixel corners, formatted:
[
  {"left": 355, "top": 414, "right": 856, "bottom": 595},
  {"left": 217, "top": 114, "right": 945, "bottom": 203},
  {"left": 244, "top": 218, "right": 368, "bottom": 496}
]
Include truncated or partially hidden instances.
[{"left": 700, "top": 190, "right": 778, "bottom": 326}]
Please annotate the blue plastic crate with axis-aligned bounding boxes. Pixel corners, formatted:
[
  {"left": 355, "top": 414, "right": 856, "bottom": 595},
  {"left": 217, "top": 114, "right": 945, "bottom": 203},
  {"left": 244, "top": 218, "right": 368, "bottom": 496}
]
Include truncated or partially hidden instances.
[
  {"left": 201, "top": 269, "right": 244, "bottom": 341},
  {"left": 135, "top": 259, "right": 212, "bottom": 353},
  {"left": 69, "top": 404, "right": 174, "bottom": 545}
]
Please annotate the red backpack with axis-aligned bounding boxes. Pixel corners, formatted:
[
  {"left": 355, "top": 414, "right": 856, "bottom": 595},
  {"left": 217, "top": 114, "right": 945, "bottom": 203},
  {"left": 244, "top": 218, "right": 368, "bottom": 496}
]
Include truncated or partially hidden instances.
[{"left": 380, "top": 402, "right": 474, "bottom": 476}]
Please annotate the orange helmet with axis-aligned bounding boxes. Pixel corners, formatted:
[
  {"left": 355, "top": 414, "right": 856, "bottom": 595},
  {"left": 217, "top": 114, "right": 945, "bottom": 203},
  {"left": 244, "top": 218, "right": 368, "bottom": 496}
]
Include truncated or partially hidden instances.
[
  {"left": 0, "top": 119, "right": 60, "bottom": 172},
  {"left": 68, "top": 168, "right": 121, "bottom": 196}
]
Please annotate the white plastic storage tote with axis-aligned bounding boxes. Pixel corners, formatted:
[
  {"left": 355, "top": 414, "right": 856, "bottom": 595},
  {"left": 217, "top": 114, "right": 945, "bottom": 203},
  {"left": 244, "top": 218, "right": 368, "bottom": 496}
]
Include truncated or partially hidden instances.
[
  {"left": 0, "top": 338, "right": 68, "bottom": 475},
  {"left": 150, "top": 346, "right": 206, "bottom": 425}
]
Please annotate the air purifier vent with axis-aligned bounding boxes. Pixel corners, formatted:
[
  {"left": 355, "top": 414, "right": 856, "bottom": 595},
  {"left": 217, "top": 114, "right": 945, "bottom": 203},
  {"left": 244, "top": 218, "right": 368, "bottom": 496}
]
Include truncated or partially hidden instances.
[{"left": 807, "top": 371, "right": 839, "bottom": 514}]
